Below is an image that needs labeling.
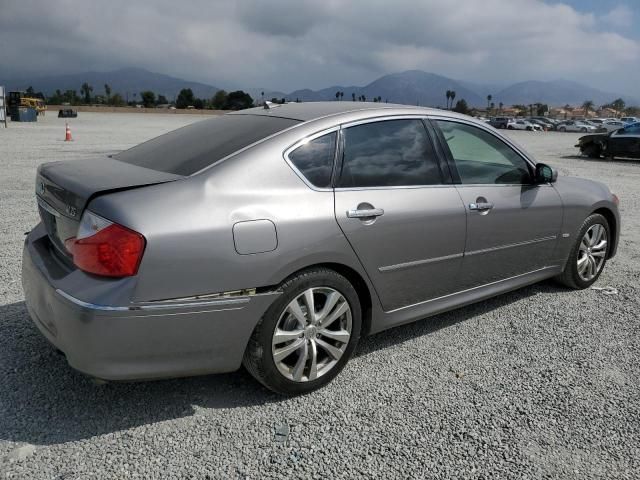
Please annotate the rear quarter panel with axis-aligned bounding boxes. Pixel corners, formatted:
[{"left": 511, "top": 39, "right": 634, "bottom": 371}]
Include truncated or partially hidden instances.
[{"left": 88, "top": 124, "right": 375, "bottom": 305}]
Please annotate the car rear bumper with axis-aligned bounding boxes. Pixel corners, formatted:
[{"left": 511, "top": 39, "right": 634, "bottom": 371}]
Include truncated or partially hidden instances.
[{"left": 22, "top": 225, "right": 280, "bottom": 381}]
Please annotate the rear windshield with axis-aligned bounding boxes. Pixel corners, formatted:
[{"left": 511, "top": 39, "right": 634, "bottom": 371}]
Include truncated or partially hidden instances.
[{"left": 114, "top": 114, "right": 300, "bottom": 175}]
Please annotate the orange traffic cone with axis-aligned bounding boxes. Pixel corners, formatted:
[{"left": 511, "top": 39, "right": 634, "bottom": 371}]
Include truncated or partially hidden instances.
[{"left": 64, "top": 122, "right": 73, "bottom": 142}]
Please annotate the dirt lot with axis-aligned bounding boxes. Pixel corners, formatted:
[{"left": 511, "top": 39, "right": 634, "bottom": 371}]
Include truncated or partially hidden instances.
[{"left": 1, "top": 113, "right": 638, "bottom": 479}]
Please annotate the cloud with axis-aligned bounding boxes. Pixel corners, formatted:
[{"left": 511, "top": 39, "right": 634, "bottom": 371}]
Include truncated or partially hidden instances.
[
  {"left": 602, "top": 5, "right": 634, "bottom": 29},
  {"left": 0, "top": 0, "right": 638, "bottom": 95}
]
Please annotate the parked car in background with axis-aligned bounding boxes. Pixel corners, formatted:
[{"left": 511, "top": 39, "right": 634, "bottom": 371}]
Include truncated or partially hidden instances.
[
  {"left": 557, "top": 120, "right": 598, "bottom": 133},
  {"left": 58, "top": 109, "right": 78, "bottom": 118},
  {"left": 596, "top": 120, "right": 626, "bottom": 133},
  {"left": 508, "top": 119, "right": 542, "bottom": 131},
  {"left": 620, "top": 117, "right": 639, "bottom": 124},
  {"left": 488, "top": 116, "right": 512, "bottom": 129},
  {"left": 529, "top": 117, "right": 556, "bottom": 130},
  {"left": 23, "top": 102, "right": 620, "bottom": 394},
  {"left": 527, "top": 119, "right": 551, "bottom": 131},
  {"left": 577, "top": 122, "right": 640, "bottom": 159}
]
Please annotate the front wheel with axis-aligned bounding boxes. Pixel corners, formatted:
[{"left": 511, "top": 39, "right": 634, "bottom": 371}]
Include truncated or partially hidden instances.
[
  {"left": 559, "top": 127, "right": 566, "bottom": 132},
  {"left": 243, "top": 268, "right": 362, "bottom": 395},
  {"left": 556, "top": 214, "right": 610, "bottom": 289},
  {"left": 581, "top": 127, "right": 587, "bottom": 133}
]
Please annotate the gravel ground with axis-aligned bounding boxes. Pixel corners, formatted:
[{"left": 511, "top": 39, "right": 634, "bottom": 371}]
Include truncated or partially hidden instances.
[{"left": 1, "top": 114, "right": 639, "bottom": 479}]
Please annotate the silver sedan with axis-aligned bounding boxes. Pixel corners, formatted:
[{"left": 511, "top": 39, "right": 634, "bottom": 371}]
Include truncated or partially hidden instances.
[{"left": 23, "top": 102, "right": 620, "bottom": 394}]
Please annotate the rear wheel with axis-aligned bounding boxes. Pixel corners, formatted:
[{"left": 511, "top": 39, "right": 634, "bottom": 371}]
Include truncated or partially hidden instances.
[
  {"left": 559, "top": 126, "right": 566, "bottom": 132},
  {"left": 243, "top": 268, "right": 362, "bottom": 395},
  {"left": 581, "top": 127, "right": 587, "bottom": 133},
  {"left": 556, "top": 214, "right": 610, "bottom": 289}
]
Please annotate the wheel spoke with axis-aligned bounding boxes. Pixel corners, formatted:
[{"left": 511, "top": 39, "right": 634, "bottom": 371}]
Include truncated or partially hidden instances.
[
  {"left": 315, "top": 337, "right": 343, "bottom": 360},
  {"left": 588, "top": 256, "right": 597, "bottom": 277},
  {"left": 592, "top": 239, "right": 607, "bottom": 252},
  {"left": 591, "top": 249, "right": 606, "bottom": 258},
  {"left": 291, "top": 341, "right": 309, "bottom": 381},
  {"left": 581, "top": 236, "right": 590, "bottom": 250},
  {"left": 577, "top": 255, "right": 589, "bottom": 273},
  {"left": 303, "top": 289, "right": 316, "bottom": 324},
  {"left": 319, "top": 301, "right": 348, "bottom": 329},
  {"left": 316, "top": 291, "right": 340, "bottom": 324},
  {"left": 273, "top": 338, "right": 305, "bottom": 363},
  {"left": 272, "top": 328, "right": 304, "bottom": 345},
  {"left": 287, "top": 299, "right": 307, "bottom": 325},
  {"left": 319, "top": 328, "right": 350, "bottom": 344},
  {"left": 308, "top": 340, "right": 318, "bottom": 381}
]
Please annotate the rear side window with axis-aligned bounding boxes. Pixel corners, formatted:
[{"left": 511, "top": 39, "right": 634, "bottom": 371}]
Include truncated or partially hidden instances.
[
  {"left": 338, "top": 119, "right": 441, "bottom": 188},
  {"left": 115, "top": 114, "right": 300, "bottom": 176},
  {"left": 288, "top": 132, "right": 337, "bottom": 188}
]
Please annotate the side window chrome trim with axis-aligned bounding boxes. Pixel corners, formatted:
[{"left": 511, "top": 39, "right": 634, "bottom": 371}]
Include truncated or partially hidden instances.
[
  {"left": 282, "top": 126, "right": 340, "bottom": 192},
  {"left": 428, "top": 115, "right": 538, "bottom": 171},
  {"left": 340, "top": 114, "right": 429, "bottom": 129}
]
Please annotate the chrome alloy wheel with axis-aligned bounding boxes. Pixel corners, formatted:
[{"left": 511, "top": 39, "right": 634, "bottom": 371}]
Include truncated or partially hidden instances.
[
  {"left": 577, "top": 224, "right": 608, "bottom": 282},
  {"left": 272, "top": 287, "right": 352, "bottom": 382}
]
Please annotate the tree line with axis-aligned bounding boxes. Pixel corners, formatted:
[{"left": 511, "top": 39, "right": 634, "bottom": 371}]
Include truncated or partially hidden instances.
[{"left": 24, "top": 84, "right": 255, "bottom": 110}]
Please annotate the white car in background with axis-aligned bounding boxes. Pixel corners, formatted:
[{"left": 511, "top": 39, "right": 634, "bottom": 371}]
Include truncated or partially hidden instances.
[
  {"left": 620, "top": 117, "right": 639, "bottom": 124},
  {"left": 597, "top": 120, "right": 626, "bottom": 133},
  {"left": 507, "top": 119, "right": 542, "bottom": 131},
  {"left": 557, "top": 121, "right": 598, "bottom": 133}
]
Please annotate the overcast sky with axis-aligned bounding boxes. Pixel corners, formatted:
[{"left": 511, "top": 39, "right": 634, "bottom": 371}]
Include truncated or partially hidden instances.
[{"left": 1, "top": 0, "right": 638, "bottom": 95}]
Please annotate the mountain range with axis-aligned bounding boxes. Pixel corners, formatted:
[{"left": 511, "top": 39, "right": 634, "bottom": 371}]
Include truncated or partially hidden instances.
[{"left": 4, "top": 67, "right": 637, "bottom": 107}]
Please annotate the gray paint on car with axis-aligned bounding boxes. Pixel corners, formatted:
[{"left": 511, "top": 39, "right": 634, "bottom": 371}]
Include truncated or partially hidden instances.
[{"left": 22, "top": 102, "right": 620, "bottom": 382}]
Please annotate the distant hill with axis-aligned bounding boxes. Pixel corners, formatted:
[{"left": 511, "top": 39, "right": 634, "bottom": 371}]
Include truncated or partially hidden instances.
[
  {"left": 3, "top": 68, "right": 636, "bottom": 107},
  {"left": 284, "top": 71, "right": 483, "bottom": 107},
  {"left": 280, "top": 71, "right": 636, "bottom": 107},
  {"left": 6, "top": 67, "right": 220, "bottom": 100},
  {"left": 494, "top": 79, "right": 637, "bottom": 106}
]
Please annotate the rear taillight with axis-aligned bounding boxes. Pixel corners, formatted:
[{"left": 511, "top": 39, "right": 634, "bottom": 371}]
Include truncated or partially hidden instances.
[{"left": 65, "top": 211, "right": 145, "bottom": 277}]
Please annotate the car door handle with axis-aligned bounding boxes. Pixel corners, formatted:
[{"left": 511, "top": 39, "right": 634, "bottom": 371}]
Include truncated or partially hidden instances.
[
  {"left": 469, "top": 202, "right": 494, "bottom": 211},
  {"left": 347, "top": 208, "right": 385, "bottom": 218}
]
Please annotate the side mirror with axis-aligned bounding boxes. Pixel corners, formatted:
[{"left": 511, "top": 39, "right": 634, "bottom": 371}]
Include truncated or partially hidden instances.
[{"left": 535, "top": 163, "right": 557, "bottom": 184}]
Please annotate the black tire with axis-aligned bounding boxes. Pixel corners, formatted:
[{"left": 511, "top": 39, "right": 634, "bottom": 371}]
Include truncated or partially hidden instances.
[
  {"left": 507, "top": 125, "right": 514, "bottom": 130},
  {"left": 243, "top": 268, "right": 362, "bottom": 395},
  {"left": 556, "top": 213, "right": 610, "bottom": 289},
  {"left": 583, "top": 144, "right": 601, "bottom": 158},
  {"left": 581, "top": 127, "right": 587, "bottom": 133},
  {"left": 559, "top": 127, "right": 566, "bottom": 132}
]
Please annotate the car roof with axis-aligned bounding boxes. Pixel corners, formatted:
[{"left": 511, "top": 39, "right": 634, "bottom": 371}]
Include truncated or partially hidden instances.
[{"left": 231, "top": 101, "right": 441, "bottom": 122}]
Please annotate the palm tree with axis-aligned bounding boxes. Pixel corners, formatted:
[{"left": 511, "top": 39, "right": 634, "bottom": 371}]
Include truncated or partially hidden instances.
[
  {"left": 499, "top": 102, "right": 503, "bottom": 113},
  {"left": 487, "top": 94, "right": 492, "bottom": 111},
  {"left": 335, "top": 91, "right": 340, "bottom": 101},
  {"left": 104, "top": 84, "right": 111, "bottom": 104},
  {"left": 340, "top": 91, "right": 344, "bottom": 101},
  {"left": 450, "top": 91, "right": 456, "bottom": 109},
  {"left": 581, "top": 100, "right": 594, "bottom": 118},
  {"left": 80, "top": 82, "right": 93, "bottom": 104},
  {"left": 445, "top": 90, "right": 452, "bottom": 109},
  {"left": 352, "top": 92, "right": 356, "bottom": 102}
]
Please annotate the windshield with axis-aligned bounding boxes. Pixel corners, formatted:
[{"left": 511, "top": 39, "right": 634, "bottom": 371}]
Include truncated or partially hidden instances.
[{"left": 115, "top": 114, "right": 300, "bottom": 175}]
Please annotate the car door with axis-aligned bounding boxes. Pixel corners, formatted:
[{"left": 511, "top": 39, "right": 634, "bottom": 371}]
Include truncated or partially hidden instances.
[
  {"left": 608, "top": 124, "right": 640, "bottom": 158},
  {"left": 333, "top": 117, "right": 467, "bottom": 312},
  {"left": 432, "top": 118, "right": 563, "bottom": 289}
]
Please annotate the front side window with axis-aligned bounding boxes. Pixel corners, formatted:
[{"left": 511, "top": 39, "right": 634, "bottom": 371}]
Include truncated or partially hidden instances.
[
  {"left": 338, "top": 119, "right": 441, "bottom": 188},
  {"left": 436, "top": 120, "right": 532, "bottom": 185},
  {"left": 288, "top": 132, "right": 337, "bottom": 188}
]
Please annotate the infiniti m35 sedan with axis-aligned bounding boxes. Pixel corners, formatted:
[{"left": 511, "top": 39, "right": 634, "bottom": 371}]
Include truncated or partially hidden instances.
[{"left": 23, "top": 102, "right": 619, "bottom": 394}]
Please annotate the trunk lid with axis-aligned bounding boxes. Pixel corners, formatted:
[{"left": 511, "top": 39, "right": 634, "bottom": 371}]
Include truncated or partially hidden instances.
[{"left": 36, "top": 158, "right": 182, "bottom": 259}]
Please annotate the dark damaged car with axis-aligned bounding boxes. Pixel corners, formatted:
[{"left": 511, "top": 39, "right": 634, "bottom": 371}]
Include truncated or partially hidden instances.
[{"left": 577, "top": 122, "right": 640, "bottom": 159}]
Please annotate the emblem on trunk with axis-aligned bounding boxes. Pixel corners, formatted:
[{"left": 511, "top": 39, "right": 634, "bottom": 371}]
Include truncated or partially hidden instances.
[{"left": 66, "top": 205, "right": 77, "bottom": 217}]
